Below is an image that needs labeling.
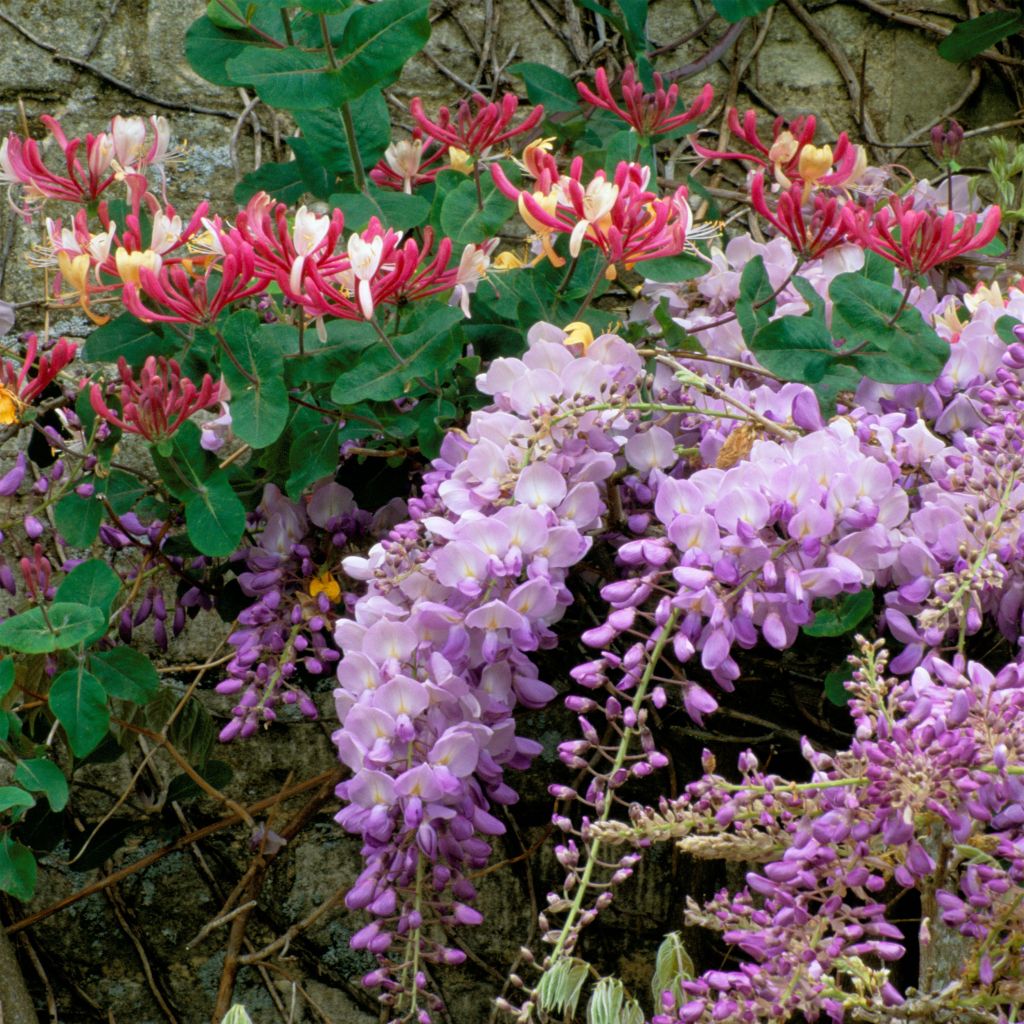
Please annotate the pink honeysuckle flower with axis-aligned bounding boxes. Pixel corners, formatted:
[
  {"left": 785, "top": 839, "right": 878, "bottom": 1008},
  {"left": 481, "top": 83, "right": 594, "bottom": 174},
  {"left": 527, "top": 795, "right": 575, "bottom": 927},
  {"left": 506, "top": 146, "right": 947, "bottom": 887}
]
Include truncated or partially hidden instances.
[
  {"left": 301, "top": 222, "right": 460, "bottom": 322},
  {"left": 693, "top": 109, "right": 863, "bottom": 193},
  {"left": 235, "top": 192, "right": 347, "bottom": 301},
  {"left": 844, "top": 196, "right": 1002, "bottom": 275},
  {"left": 450, "top": 239, "right": 498, "bottom": 317},
  {"left": 1, "top": 116, "right": 119, "bottom": 203},
  {"left": 577, "top": 63, "right": 714, "bottom": 138},
  {"left": 122, "top": 227, "right": 266, "bottom": 325},
  {"left": 410, "top": 92, "right": 544, "bottom": 160},
  {"left": 88, "top": 356, "right": 221, "bottom": 442},
  {"left": 492, "top": 158, "right": 693, "bottom": 275},
  {"left": 749, "top": 174, "right": 853, "bottom": 260},
  {"left": 370, "top": 132, "right": 448, "bottom": 193},
  {"left": 1, "top": 333, "right": 78, "bottom": 424}
]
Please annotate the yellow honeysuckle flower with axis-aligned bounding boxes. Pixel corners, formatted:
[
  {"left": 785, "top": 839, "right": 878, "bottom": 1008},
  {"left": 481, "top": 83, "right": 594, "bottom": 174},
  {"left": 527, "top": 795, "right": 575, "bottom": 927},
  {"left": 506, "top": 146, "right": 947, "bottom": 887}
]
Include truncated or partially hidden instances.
[
  {"left": 0, "top": 385, "right": 24, "bottom": 426},
  {"left": 448, "top": 147, "right": 473, "bottom": 174},
  {"left": 563, "top": 321, "right": 595, "bottom": 352},
  {"left": 491, "top": 251, "right": 526, "bottom": 271},
  {"left": 309, "top": 570, "right": 341, "bottom": 603},
  {"left": 964, "top": 281, "right": 1005, "bottom": 314},
  {"left": 798, "top": 144, "right": 833, "bottom": 186},
  {"left": 518, "top": 192, "right": 565, "bottom": 268},
  {"left": 114, "top": 246, "right": 162, "bottom": 286},
  {"left": 57, "top": 250, "right": 109, "bottom": 325}
]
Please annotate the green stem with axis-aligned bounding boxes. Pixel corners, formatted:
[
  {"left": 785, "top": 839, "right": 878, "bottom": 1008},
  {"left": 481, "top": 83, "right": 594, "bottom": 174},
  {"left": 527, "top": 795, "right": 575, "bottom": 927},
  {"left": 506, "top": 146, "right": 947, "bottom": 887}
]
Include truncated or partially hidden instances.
[
  {"left": 885, "top": 275, "right": 916, "bottom": 327},
  {"left": 340, "top": 102, "right": 368, "bottom": 194},
  {"left": 570, "top": 262, "right": 611, "bottom": 321},
  {"left": 473, "top": 162, "right": 484, "bottom": 211},
  {"left": 555, "top": 254, "right": 580, "bottom": 297},
  {"left": 279, "top": 6, "right": 294, "bottom": 45},
  {"left": 548, "top": 608, "right": 680, "bottom": 965}
]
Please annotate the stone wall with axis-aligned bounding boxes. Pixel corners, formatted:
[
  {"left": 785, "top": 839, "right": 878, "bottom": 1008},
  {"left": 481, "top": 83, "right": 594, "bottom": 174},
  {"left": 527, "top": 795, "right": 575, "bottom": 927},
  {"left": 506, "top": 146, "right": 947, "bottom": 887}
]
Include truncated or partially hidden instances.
[{"left": 0, "top": 1, "right": 1021, "bottom": 1021}]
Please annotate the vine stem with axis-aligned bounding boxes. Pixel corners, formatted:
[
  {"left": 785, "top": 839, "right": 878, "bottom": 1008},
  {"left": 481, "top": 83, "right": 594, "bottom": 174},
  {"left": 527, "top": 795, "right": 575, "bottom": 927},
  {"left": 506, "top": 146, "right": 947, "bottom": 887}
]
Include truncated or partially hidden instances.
[
  {"left": 318, "top": 14, "right": 367, "bottom": 194},
  {"left": 546, "top": 607, "right": 680, "bottom": 966},
  {"left": 571, "top": 261, "right": 612, "bottom": 321}
]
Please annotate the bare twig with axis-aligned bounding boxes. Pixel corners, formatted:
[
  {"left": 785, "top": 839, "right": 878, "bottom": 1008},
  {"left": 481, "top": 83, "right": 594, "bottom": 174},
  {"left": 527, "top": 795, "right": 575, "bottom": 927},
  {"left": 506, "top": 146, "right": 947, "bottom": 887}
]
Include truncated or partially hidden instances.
[{"left": 6, "top": 770, "right": 343, "bottom": 936}]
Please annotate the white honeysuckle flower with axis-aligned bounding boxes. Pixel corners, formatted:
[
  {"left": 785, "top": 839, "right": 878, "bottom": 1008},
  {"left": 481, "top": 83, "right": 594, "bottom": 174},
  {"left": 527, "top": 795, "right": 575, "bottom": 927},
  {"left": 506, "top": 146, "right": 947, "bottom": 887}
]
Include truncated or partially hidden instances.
[
  {"left": 568, "top": 178, "right": 619, "bottom": 258},
  {"left": 110, "top": 115, "right": 148, "bottom": 166},
  {"left": 385, "top": 139, "right": 425, "bottom": 193},
  {"left": 150, "top": 211, "right": 183, "bottom": 254},
  {"left": 348, "top": 233, "right": 384, "bottom": 319}
]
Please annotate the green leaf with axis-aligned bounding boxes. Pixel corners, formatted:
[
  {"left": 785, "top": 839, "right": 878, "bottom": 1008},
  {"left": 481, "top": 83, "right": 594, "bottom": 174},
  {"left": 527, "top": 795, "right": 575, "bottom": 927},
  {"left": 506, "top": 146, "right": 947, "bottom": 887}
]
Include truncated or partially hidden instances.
[
  {"left": 440, "top": 175, "right": 515, "bottom": 245},
  {"left": 81, "top": 313, "right": 177, "bottom": 365},
  {"left": 299, "top": 0, "right": 353, "bottom": 12},
  {"left": 651, "top": 932, "right": 694, "bottom": 1009},
  {"left": 286, "top": 424, "right": 340, "bottom": 498},
  {"left": 509, "top": 62, "right": 580, "bottom": 115},
  {"left": 0, "top": 604, "right": 107, "bottom": 655},
  {"left": 537, "top": 958, "right": 589, "bottom": 1017},
  {"left": 736, "top": 255, "right": 776, "bottom": 342},
  {"left": 227, "top": 46, "right": 349, "bottom": 110},
  {"left": 55, "top": 560, "right": 120, "bottom": 619},
  {"left": 328, "top": 188, "right": 431, "bottom": 232},
  {"left": 711, "top": 0, "right": 777, "bottom": 22},
  {"left": 235, "top": 159, "right": 310, "bottom": 206},
  {"left": 0, "top": 787, "right": 36, "bottom": 816},
  {"left": 0, "top": 659, "right": 13, "bottom": 699},
  {"left": 749, "top": 315, "right": 837, "bottom": 383},
  {"left": 90, "top": 648, "right": 160, "bottom": 705},
  {"left": 49, "top": 667, "right": 110, "bottom": 757},
  {"left": 282, "top": 320, "right": 377, "bottom": 386},
  {"left": 327, "top": 0, "right": 431, "bottom": 98},
  {"left": 184, "top": 472, "right": 247, "bottom": 557},
  {"left": 53, "top": 492, "right": 103, "bottom": 547},
  {"left": 652, "top": 296, "right": 703, "bottom": 352},
  {"left": 996, "top": 314, "right": 1022, "bottom": 346},
  {"left": 284, "top": 137, "right": 335, "bottom": 200},
  {"left": 804, "top": 589, "right": 875, "bottom": 637},
  {"left": 166, "top": 760, "right": 233, "bottom": 804},
  {"left": 330, "top": 307, "right": 463, "bottom": 404},
  {"left": 294, "top": 88, "right": 390, "bottom": 174},
  {"left": 101, "top": 470, "right": 149, "bottom": 515},
  {"left": 14, "top": 759, "right": 69, "bottom": 812},
  {"left": 829, "top": 273, "right": 950, "bottom": 384},
  {"left": 642, "top": 252, "right": 710, "bottom": 283},
  {"left": 938, "top": 10, "right": 1024, "bottom": 62},
  {"left": 150, "top": 421, "right": 217, "bottom": 502},
  {"left": 185, "top": 16, "right": 260, "bottom": 87},
  {"left": 791, "top": 276, "right": 826, "bottom": 320},
  {"left": 862, "top": 250, "right": 896, "bottom": 286},
  {"left": 0, "top": 836, "right": 37, "bottom": 899},
  {"left": 220, "top": 310, "right": 288, "bottom": 448},
  {"left": 824, "top": 666, "right": 854, "bottom": 706}
]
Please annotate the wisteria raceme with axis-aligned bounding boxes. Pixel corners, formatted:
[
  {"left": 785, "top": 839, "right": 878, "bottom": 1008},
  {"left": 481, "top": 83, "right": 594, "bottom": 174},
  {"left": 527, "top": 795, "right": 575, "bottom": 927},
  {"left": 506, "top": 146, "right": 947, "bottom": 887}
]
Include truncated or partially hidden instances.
[
  {"left": 216, "top": 481, "right": 378, "bottom": 741},
  {"left": 330, "top": 325, "right": 652, "bottom": 1013},
  {"left": 580, "top": 642, "right": 1024, "bottom": 1024}
]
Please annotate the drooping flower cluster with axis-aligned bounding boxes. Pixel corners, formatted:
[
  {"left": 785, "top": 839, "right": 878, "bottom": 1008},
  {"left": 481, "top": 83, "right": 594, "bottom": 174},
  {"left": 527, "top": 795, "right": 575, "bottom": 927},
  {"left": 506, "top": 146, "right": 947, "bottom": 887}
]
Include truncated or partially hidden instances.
[
  {"left": 583, "top": 641, "right": 1024, "bottom": 1024},
  {"left": 330, "top": 326, "right": 653, "bottom": 1008},
  {"left": 215, "top": 481, "right": 380, "bottom": 741}
]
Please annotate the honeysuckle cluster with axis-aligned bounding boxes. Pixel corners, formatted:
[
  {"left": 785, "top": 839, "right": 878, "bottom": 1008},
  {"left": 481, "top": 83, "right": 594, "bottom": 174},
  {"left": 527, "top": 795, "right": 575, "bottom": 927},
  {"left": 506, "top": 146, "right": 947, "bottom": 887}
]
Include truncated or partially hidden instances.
[
  {"left": 492, "top": 157, "right": 694, "bottom": 277},
  {"left": 0, "top": 333, "right": 77, "bottom": 425}
]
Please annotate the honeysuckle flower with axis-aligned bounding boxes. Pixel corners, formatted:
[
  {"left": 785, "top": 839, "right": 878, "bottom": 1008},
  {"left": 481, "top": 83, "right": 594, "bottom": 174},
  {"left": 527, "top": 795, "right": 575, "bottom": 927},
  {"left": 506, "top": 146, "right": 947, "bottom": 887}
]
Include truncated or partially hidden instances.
[
  {"left": 122, "top": 229, "right": 265, "bottom": 325},
  {"left": 0, "top": 335, "right": 77, "bottom": 426},
  {"left": 348, "top": 232, "right": 385, "bottom": 319},
  {"left": 56, "top": 249, "right": 109, "bottom": 324},
  {"left": 1, "top": 116, "right": 119, "bottom": 203},
  {"left": 562, "top": 321, "right": 595, "bottom": 351},
  {"left": 451, "top": 239, "right": 497, "bottom": 317},
  {"left": 845, "top": 196, "right": 1001, "bottom": 274},
  {"left": 494, "top": 159, "right": 693, "bottom": 274},
  {"left": 693, "top": 109, "right": 863, "bottom": 192},
  {"left": 447, "top": 146, "right": 473, "bottom": 174},
  {"left": 749, "top": 174, "right": 852, "bottom": 260},
  {"left": 89, "top": 356, "right": 221, "bottom": 442},
  {"left": 577, "top": 64, "right": 714, "bottom": 139},
  {"left": 114, "top": 246, "right": 163, "bottom": 286},
  {"left": 369, "top": 133, "right": 447, "bottom": 193},
  {"left": 410, "top": 92, "right": 544, "bottom": 159}
]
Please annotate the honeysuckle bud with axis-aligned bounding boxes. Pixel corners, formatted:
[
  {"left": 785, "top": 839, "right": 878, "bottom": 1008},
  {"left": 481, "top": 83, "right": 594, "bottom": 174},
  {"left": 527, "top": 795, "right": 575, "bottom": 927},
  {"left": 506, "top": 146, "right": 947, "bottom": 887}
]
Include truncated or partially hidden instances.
[{"left": 930, "top": 118, "right": 964, "bottom": 161}]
